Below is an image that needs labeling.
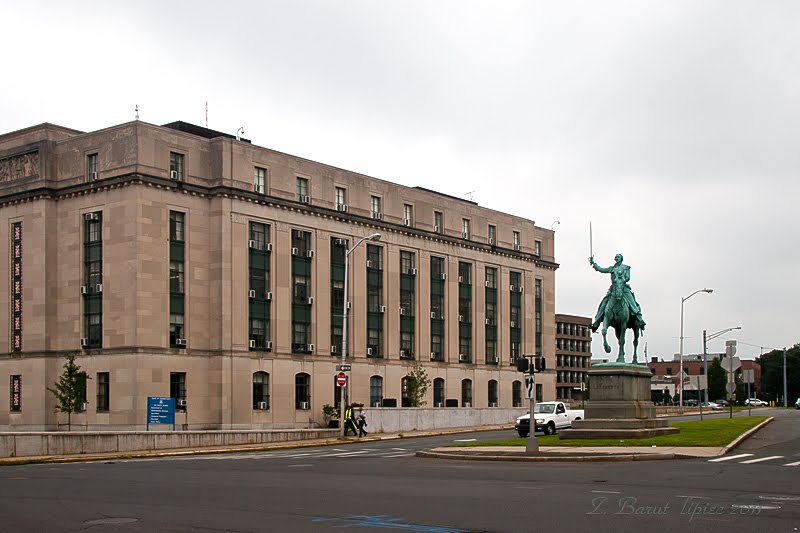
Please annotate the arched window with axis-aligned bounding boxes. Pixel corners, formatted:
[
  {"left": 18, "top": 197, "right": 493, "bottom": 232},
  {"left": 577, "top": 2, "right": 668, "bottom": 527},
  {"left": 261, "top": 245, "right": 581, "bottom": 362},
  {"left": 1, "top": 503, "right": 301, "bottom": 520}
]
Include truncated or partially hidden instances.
[
  {"left": 512, "top": 380, "right": 522, "bottom": 407},
  {"left": 433, "top": 378, "right": 445, "bottom": 407},
  {"left": 461, "top": 379, "right": 472, "bottom": 407},
  {"left": 370, "top": 376, "right": 383, "bottom": 407},
  {"left": 488, "top": 379, "right": 498, "bottom": 407},
  {"left": 253, "top": 371, "right": 270, "bottom": 409},
  {"left": 295, "top": 373, "right": 310, "bottom": 409}
]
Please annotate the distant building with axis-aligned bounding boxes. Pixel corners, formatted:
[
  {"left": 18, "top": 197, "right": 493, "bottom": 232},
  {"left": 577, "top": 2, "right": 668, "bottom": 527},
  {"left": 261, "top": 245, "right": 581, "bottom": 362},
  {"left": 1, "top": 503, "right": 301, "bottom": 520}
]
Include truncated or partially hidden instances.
[
  {"left": 646, "top": 354, "right": 761, "bottom": 401},
  {"left": 555, "top": 314, "right": 591, "bottom": 403}
]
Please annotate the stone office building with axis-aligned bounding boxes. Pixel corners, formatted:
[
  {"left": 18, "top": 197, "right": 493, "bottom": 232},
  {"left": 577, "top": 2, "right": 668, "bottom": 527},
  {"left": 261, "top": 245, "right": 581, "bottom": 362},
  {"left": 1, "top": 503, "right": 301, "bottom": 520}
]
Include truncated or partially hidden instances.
[{"left": 0, "top": 120, "right": 558, "bottom": 430}]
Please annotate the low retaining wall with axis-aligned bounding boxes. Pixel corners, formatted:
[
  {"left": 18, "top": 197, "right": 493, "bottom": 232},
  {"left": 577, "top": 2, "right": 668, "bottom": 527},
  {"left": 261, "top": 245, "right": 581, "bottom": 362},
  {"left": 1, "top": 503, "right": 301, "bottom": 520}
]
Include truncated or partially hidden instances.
[{"left": 362, "top": 407, "right": 525, "bottom": 433}]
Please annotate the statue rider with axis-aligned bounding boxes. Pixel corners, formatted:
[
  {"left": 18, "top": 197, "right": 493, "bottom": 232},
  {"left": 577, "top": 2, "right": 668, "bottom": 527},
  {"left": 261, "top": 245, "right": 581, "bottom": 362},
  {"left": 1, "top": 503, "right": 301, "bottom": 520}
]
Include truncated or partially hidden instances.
[{"left": 589, "top": 254, "right": 646, "bottom": 333}]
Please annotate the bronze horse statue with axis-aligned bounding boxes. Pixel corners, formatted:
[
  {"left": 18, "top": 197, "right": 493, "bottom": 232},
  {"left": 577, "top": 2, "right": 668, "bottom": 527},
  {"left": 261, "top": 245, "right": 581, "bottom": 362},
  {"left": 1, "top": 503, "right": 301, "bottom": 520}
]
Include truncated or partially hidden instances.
[{"left": 590, "top": 254, "right": 646, "bottom": 364}]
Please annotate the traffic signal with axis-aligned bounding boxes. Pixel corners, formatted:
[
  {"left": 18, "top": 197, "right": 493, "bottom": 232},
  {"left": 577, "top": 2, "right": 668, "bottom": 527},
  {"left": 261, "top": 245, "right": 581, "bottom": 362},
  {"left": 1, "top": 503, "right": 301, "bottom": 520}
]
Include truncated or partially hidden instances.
[
  {"left": 516, "top": 358, "right": 529, "bottom": 373},
  {"left": 535, "top": 356, "right": 546, "bottom": 372}
]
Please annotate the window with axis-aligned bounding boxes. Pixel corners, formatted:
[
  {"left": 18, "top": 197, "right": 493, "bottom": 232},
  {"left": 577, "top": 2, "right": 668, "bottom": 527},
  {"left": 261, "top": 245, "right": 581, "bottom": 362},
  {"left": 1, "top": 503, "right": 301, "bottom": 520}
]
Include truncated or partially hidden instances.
[
  {"left": 488, "top": 380, "right": 498, "bottom": 406},
  {"left": 371, "top": 196, "right": 382, "bottom": 219},
  {"left": 534, "top": 239, "right": 542, "bottom": 256},
  {"left": 169, "top": 152, "right": 184, "bottom": 181},
  {"left": 170, "top": 211, "right": 185, "bottom": 242},
  {"left": 370, "top": 376, "right": 383, "bottom": 407},
  {"left": 170, "top": 372, "right": 186, "bottom": 406},
  {"left": 253, "top": 372, "right": 269, "bottom": 409},
  {"left": 87, "top": 153, "right": 98, "bottom": 181},
  {"left": 254, "top": 167, "right": 267, "bottom": 194},
  {"left": 335, "top": 187, "right": 347, "bottom": 209},
  {"left": 485, "top": 267, "right": 497, "bottom": 289},
  {"left": 486, "top": 302, "right": 496, "bottom": 326},
  {"left": 431, "top": 334, "right": 443, "bottom": 358},
  {"left": 292, "top": 322, "right": 310, "bottom": 352},
  {"left": 295, "top": 373, "right": 311, "bottom": 409},
  {"left": 296, "top": 177, "right": 309, "bottom": 201},
  {"left": 404, "top": 204, "right": 413, "bottom": 226},
  {"left": 367, "top": 244, "right": 383, "bottom": 271},
  {"left": 430, "top": 256, "right": 445, "bottom": 279},
  {"left": 512, "top": 380, "right": 522, "bottom": 407},
  {"left": 462, "top": 219, "right": 470, "bottom": 240},
  {"left": 461, "top": 379, "right": 473, "bottom": 407},
  {"left": 486, "top": 339, "right": 497, "bottom": 364},
  {"left": 96, "top": 372, "right": 109, "bottom": 411},
  {"left": 433, "top": 378, "right": 445, "bottom": 407},
  {"left": 488, "top": 224, "right": 496, "bottom": 244},
  {"left": 169, "top": 314, "right": 185, "bottom": 346},
  {"left": 367, "top": 328, "right": 383, "bottom": 357},
  {"left": 458, "top": 262, "right": 471, "bottom": 285},
  {"left": 434, "top": 211, "right": 443, "bottom": 233},
  {"left": 400, "top": 250, "right": 415, "bottom": 275},
  {"left": 83, "top": 212, "right": 103, "bottom": 348},
  {"left": 169, "top": 261, "right": 184, "bottom": 293}
]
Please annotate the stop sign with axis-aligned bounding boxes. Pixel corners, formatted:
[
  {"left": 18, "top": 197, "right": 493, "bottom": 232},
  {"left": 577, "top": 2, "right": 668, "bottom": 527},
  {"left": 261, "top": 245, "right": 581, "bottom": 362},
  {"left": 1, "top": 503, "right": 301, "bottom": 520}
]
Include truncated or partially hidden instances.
[{"left": 336, "top": 372, "right": 347, "bottom": 387}]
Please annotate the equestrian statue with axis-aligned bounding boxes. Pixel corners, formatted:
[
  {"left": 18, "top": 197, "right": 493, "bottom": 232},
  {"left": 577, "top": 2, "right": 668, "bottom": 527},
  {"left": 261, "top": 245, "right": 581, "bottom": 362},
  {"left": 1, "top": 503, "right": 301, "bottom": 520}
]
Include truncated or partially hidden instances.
[{"left": 589, "top": 254, "right": 646, "bottom": 364}]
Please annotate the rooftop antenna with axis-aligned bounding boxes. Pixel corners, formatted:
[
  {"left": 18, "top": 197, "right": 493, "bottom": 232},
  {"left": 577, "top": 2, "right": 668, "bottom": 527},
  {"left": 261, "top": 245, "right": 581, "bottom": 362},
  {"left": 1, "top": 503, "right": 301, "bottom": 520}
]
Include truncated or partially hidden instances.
[
  {"left": 465, "top": 191, "right": 475, "bottom": 202},
  {"left": 205, "top": 101, "right": 208, "bottom": 128},
  {"left": 135, "top": 105, "right": 139, "bottom": 121}
]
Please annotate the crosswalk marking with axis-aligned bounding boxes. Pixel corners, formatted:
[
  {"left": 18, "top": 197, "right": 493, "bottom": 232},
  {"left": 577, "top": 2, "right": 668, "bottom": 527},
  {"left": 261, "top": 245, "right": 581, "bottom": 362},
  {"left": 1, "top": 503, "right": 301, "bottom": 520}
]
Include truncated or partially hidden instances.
[
  {"left": 709, "top": 453, "right": 753, "bottom": 462},
  {"left": 739, "top": 456, "right": 783, "bottom": 464},
  {"left": 783, "top": 460, "right": 800, "bottom": 467}
]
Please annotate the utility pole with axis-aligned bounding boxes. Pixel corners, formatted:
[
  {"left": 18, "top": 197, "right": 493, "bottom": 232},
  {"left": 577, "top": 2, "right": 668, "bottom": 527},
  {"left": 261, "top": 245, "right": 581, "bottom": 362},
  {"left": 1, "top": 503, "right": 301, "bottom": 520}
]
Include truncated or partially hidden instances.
[{"left": 783, "top": 347, "right": 787, "bottom": 408}]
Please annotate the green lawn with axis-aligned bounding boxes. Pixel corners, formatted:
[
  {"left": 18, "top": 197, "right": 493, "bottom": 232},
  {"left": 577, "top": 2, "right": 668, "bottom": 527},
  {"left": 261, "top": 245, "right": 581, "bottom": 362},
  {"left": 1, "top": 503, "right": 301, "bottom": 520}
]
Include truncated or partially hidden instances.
[{"left": 452, "top": 416, "right": 768, "bottom": 448}]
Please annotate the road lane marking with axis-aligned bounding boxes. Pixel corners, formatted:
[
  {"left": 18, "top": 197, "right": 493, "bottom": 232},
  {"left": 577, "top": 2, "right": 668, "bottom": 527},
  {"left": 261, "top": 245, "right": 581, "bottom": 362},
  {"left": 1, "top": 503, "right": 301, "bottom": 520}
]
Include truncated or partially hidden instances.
[
  {"left": 454, "top": 439, "right": 477, "bottom": 442},
  {"left": 383, "top": 453, "right": 416, "bottom": 458},
  {"left": 782, "top": 461, "right": 800, "bottom": 466},
  {"left": 287, "top": 464, "right": 314, "bottom": 468},
  {"left": 739, "top": 456, "right": 783, "bottom": 464},
  {"left": 326, "top": 451, "right": 370, "bottom": 457},
  {"left": 708, "top": 454, "right": 753, "bottom": 462},
  {"left": 591, "top": 491, "right": 621, "bottom": 494}
]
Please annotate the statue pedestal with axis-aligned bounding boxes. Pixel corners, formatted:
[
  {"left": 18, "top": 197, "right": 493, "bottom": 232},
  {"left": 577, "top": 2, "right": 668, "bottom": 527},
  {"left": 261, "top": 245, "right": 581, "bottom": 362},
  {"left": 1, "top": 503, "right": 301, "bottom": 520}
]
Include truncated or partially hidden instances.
[{"left": 559, "top": 364, "right": 678, "bottom": 439}]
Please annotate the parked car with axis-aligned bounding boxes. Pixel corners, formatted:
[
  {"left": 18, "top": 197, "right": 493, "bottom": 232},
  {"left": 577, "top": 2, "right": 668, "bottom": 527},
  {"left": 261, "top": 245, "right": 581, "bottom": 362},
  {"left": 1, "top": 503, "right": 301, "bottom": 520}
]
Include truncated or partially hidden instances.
[
  {"left": 714, "top": 399, "right": 732, "bottom": 407},
  {"left": 514, "top": 401, "right": 584, "bottom": 437},
  {"left": 685, "top": 399, "right": 699, "bottom": 407},
  {"left": 745, "top": 398, "right": 767, "bottom": 407},
  {"left": 701, "top": 401, "right": 724, "bottom": 410},
  {"left": 795, "top": 398, "right": 799, "bottom": 410}
]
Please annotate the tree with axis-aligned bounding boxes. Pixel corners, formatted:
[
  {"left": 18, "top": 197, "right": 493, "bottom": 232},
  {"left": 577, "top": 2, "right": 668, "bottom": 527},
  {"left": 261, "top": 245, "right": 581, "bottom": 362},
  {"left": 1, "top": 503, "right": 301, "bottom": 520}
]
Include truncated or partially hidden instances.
[
  {"left": 757, "top": 345, "right": 800, "bottom": 404},
  {"left": 707, "top": 357, "right": 727, "bottom": 401},
  {"left": 403, "top": 362, "right": 431, "bottom": 407},
  {"left": 48, "top": 354, "right": 88, "bottom": 431}
]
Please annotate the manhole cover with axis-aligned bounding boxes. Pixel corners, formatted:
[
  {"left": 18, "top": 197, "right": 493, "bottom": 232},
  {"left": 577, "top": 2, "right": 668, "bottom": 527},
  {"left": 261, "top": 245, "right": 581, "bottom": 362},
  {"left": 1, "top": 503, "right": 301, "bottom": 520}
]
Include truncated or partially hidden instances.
[{"left": 84, "top": 518, "right": 140, "bottom": 525}]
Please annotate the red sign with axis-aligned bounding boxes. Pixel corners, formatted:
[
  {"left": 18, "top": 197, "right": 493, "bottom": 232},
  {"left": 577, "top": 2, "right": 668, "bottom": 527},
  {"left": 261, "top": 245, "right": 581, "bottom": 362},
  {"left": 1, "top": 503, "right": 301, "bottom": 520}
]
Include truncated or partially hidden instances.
[{"left": 336, "top": 372, "right": 347, "bottom": 387}]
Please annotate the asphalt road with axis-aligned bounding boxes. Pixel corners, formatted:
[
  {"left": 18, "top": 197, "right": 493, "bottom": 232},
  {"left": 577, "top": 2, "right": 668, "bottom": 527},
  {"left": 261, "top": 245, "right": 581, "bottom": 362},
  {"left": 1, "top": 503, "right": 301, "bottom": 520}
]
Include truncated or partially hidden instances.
[{"left": 0, "top": 409, "right": 797, "bottom": 532}]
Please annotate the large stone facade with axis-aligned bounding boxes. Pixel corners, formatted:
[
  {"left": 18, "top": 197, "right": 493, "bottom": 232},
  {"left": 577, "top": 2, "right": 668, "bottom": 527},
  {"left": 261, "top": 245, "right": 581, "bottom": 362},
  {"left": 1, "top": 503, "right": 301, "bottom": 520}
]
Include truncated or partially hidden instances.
[{"left": 0, "top": 121, "right": 558, "bottom": 430}]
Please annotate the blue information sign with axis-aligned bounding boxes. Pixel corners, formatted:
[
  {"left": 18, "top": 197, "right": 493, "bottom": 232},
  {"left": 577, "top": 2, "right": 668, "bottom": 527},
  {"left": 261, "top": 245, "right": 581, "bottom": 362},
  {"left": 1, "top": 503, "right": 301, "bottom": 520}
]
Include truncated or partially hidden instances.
[{"left": 147, "top": 397, "right": 176, "bottom": 430}]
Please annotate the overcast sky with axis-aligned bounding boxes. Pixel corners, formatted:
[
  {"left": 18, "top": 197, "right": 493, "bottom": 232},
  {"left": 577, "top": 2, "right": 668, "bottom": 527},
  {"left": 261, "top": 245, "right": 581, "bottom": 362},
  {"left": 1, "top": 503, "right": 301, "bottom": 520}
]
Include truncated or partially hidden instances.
[{"left": 3, "top": 1, "right": 797, "bottom": 361}]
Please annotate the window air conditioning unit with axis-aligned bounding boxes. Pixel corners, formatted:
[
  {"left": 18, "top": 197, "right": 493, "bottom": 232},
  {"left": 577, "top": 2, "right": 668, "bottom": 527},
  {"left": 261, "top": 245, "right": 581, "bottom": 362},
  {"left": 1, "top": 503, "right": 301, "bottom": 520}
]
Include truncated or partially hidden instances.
[
  {"left": 400, "top": 350, "right": 407, "bottom": 358},
  {"left": 434, "top": 225, "right": 441, "bottom": 232},
  {"left": 519, "top": 286, "right": 524, "bottom": 293},
  {"left": 372, "top": 212, "right": 382, "bottom": 220},
  {"left": 170, "top": 170, "right": 179, "bottom": 180},
  {"left": 380, "top": 305, "right": 386, "bottom": 313},
  {"left": 307, "top": 297, "right": 314, "bottom": 305},
  {"left": 306, "top": 249, "right": 314, "bottom": 258},
  {"left": 81, "top": 285, "right": 88, "bottom": 295},
  {"left": 80, "top": 402, "right": 88, "bottom": 411},
  {"left": 510, "top": 285, "right": 516, "bottom": 292},
  {"left": 346, "top": 301, "right": 351, "bottom": 310},
  {"left": 373, "top": 401, "right": 382, "bottom": 408},
  {"left": 337, "top": 204, "right": 348, "bottom": 212},
  {"left": 458, "top": 315, "right": 464, "bottom": 322},
  {"left": 463, "top": 402, "right": 471, "bottom": 407},
  {"left": 80, "top": 338, "right": 89, "bottom": 347},
  {"left": 84, "top": 212, "right": 99, "bottom": 221},
  {"left": 440, "top": 273, "right": 447, "bottom": 280},
  {"left": 265, "top": 341, "right": 272, "bottom": 350},
  {"left": 430, "top": 312, "right": 436, "bottom": 319},
  {"left": 331, "top": 345, "right": 338, "bottom": 354},
  {"left": 399, "top": 308, "right": 406, "bottom": 316},
  {"left": 489, "top": 402, "right": 498, "bottom": 407},
  {"left": 95, "top": 284, "right": 103, "bottom": 293},
  {"left": 307, "top": 343, "right": 314, "bottom": 352},
  {"left": 291, "top": 247, "right": 299, "bottom": 255},
  {"left": 366, "top": 260, "right": 373, "bottom": 268},
  {"left": 513, "top": 244, "right": 521, "bottom": 251},
  {"left": 335, "top": 238, "right": 346, "bottom": 246},
  {"left": 458, "top": 276, "right": 463, "bottom": 283},
  {"left": 435, "top": 402, "right": 443, "bottom": 408},
  {"left": 257, "top": 401, "right": 268, "bottom": 410},
  {"left": 462, "top": 232, "right": 469, "bottom": 239},
  {"left": 177, "top": 399, "right": 187, "bottom": 407},
  {"left": 249, "top": 340, "right": 256, "bottom": 348},
  {"left": 300, "top": 195, "right": 310, "bottom": 204},
  {"left": 510, "top": 321, "right": 516, "bottom": 328},
  {"left": 404, "top": 218, "right": 412, "bottom": 226},
  {"left": 485, "top": 280, "right": 491, "bottom": 287},
  {"left": 266, "top": 291, "right": 273, "bottom": 300},
  {"left": 248, "top": 240, "right": 257, "bottom": 249},
  {"left": 266, "top": 243, "right": 272, "bottom": 252},
  {"left": 485, "top": 318, "right": 491, "bottom": 325},
  {"left": 410, "top": 268, "right": 417, "bottom": 275},
  {"left": 253, "top": 184, "right": 263, "bottom": 194},
  {"left": 299, "top": 401, "right": 310, "bottom": 410},
  {"left": 430, "top": 352, "right": 438, "bottom": 361},
  {"left": 459, "top": 354, "right": 469, "bottom": 363},
  {"left": 367, "top": 347, "right": 373, "bottom": 356},
  {"left": 249, "top": 290, "right": 256, "bottom": 298},
  {"left": 489, "top": 237, "right": 495, "bottom": 245},
  {"left": 90, "top": 172, "right": 98, "bottom": 181},
  {"left": 176, "top": 338, "right": 187, "bottom": 347}
]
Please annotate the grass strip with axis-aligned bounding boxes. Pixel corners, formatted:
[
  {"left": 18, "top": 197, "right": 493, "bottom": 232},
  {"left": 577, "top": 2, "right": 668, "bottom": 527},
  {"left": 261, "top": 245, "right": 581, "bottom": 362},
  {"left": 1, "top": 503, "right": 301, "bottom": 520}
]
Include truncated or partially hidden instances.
[{"left": 450, "top": 416, "right": 768, "bottom": 448}]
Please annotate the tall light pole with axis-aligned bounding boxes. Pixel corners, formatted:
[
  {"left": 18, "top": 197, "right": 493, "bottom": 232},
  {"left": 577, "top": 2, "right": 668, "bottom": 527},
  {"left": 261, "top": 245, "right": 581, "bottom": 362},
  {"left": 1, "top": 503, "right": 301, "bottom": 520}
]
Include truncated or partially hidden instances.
[
  {"left": 702, "top": 326, "right": 741, "bottom": 406},
  {"left": 340, "top": 232, "right": 381, "bottom": 438},
  {"left": 679, "top": 288, "right": 713, "bottom": 410}
]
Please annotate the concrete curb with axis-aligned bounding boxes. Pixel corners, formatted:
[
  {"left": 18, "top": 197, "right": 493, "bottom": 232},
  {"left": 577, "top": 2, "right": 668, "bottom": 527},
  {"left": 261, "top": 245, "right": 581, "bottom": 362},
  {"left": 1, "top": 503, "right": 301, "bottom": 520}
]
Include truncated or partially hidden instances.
[
  {"left": 721, "top": 416, "right": 773, "bottom": 454},
  {"left": 415, "top": 450, "right": 679, "bottom": 462}
]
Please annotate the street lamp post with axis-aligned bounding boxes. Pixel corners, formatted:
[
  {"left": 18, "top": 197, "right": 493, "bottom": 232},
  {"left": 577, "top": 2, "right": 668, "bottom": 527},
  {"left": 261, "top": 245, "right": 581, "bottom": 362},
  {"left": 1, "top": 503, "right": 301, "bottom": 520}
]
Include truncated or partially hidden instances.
[
  {"left": 702, "top": 326, "right": 741, "bottom": 409},
  {"left": 340, "top": 232, "right": 381, "bottom": 438},
  {"left": 679, "top": 288, "right": 713, "bottom": 410}
]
